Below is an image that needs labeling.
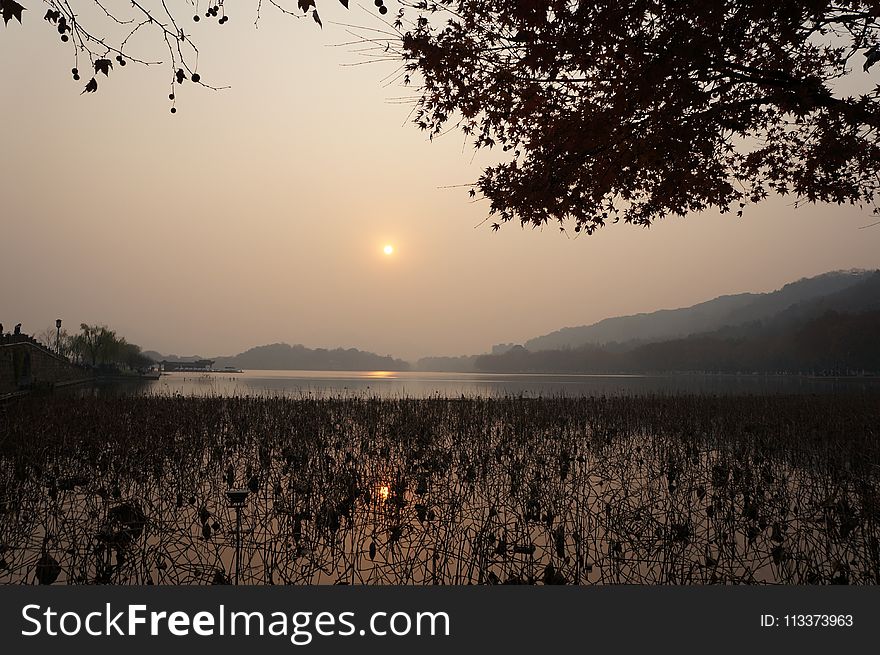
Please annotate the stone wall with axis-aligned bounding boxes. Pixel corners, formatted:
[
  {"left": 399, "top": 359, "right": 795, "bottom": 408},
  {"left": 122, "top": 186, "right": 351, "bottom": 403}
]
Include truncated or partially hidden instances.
[{"left": 0, "top": 339, "right": 91, "bottom": 394}]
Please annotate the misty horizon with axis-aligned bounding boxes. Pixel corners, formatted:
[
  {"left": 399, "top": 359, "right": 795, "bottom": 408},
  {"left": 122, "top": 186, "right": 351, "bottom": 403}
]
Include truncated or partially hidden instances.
[
  {"left": 8, "top": 266, "right": 880, "bottom": 364},
  {"left": 30, "top": 266, "right": 875, "bottom": 364}
]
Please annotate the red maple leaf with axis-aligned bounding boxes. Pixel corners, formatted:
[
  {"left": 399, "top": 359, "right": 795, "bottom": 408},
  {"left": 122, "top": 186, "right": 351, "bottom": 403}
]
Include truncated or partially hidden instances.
[{"left": 1, "top": 0, "right": 26, "bottom": 25}]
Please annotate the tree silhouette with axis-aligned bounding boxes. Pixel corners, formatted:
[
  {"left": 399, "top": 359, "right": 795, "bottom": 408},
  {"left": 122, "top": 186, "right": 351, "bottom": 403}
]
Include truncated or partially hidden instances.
[
  {"left": 396, "top": 1, "right": 880, "bottom": 232},
  {"left": 0, "top": 0, "right": 371, "bottom": 109},
  {"left": 3, "top": 1, "right": 879, "bottom": 232},
  {"left": 72, "top": 323, "right": 119, "bottom": 366}
]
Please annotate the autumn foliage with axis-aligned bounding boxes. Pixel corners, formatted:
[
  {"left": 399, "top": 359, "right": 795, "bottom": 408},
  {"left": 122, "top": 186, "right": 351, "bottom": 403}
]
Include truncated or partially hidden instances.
[
  {"left": 400, "top": 1, "right": 880, "bottom": 231},
  {"left": 4, "top": 1, "right": 880, "bottom": 232}
]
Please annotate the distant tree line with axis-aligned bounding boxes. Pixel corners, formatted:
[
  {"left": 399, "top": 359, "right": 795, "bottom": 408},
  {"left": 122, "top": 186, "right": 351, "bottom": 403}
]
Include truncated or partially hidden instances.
[
  {"left": 37, "top": 323, "right": 154, "bottom": 372},
  {"left": 213, "top": 342, "right": 411, "bottom": 371},
  {"left": 474, "top": 311, "right": 880, "bottom": 376}
]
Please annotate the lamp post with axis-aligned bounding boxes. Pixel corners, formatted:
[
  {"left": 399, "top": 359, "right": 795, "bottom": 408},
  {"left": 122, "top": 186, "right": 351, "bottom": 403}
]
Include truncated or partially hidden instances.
[
  {"left": 55, "top": 319, "right": 62, "bottom": 354},
  {"left": 226, "top": 488, "right": 250, "bottom": 585}
]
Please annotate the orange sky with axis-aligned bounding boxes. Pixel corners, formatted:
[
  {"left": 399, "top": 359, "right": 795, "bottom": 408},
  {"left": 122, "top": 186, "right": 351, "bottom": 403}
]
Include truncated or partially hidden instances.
[{"left": 1, "top": 3, "right": 879, "bottom": 360}]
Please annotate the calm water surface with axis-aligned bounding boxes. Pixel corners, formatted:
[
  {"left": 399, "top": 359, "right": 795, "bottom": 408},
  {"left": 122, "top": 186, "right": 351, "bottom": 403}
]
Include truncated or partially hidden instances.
[{"left": 100, "top": 369, "right": 880, "bottom": 397}]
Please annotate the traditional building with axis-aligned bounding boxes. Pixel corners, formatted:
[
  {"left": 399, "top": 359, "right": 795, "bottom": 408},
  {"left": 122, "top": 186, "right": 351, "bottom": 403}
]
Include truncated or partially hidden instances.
[{"left": 160, "top": 359, "right": 215, "bottom": 372}]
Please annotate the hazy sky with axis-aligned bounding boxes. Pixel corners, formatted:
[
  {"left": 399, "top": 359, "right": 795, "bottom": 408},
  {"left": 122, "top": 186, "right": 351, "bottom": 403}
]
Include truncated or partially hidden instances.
[{"left": 2, "top": 3, "right": 879, "bottom": 361}]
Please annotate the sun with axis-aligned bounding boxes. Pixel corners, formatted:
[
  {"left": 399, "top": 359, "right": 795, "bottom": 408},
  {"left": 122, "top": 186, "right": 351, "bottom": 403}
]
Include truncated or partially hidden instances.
[{"left": 383, "top": 244, "right": 394, "bottom": 255}]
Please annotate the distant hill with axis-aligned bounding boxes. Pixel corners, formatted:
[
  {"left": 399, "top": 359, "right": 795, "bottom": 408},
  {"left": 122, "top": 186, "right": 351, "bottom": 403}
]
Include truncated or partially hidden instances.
[
  {"left": 476, "top": 311, "right": 880, "bottom": 375},
  {"left": 476, "top": 272, "right": 880, "bottom": 375},
  {"left": 213, "top": 343, "right": 410, "bottom": 371},
  {"left": 709, "top": 271, "right": 880, "bottom": 339},
  {"left": 771, "top": 271, "right": 880, "bottom": 324},
  {"left": 145, "top": 343, "right": 411, "bottom": 371},
  {"left": 143, "top": 270, "right": 878, "bottom": 375},
  {"left": 520, "top": 269, "right": 874, "bottom": 351}
]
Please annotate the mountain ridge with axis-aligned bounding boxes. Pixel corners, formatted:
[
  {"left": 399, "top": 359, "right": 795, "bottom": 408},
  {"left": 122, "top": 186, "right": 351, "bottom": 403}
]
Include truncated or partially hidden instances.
[
  {"left": 144, "top": 343, "right": 410, "bottom": 371},
  {"left": 145, "top": 269, "right": 879, "bottom": 372},
  {"left": 519, "top": 269, "right": 875, "bottom": 352},
  {"left": 475, "top": 272, "right": 880, "bottom": 374}
]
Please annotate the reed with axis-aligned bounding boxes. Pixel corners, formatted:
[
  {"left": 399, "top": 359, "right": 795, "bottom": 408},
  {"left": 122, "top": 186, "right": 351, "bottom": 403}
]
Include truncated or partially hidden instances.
[{"left": 0, "top": 393, "right": 877, "bottom": 585}]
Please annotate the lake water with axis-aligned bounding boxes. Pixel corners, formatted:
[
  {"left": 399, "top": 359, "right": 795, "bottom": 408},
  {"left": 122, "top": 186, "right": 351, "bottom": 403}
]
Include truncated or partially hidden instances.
[{"left": 97, "top": 369, "right": 880, "bottom": 398}]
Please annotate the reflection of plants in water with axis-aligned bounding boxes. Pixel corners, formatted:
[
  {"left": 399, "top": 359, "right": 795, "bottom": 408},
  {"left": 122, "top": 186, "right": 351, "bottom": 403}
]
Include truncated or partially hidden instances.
[{"left": 0, "top": 394, "right": 878, "bottom": 585}]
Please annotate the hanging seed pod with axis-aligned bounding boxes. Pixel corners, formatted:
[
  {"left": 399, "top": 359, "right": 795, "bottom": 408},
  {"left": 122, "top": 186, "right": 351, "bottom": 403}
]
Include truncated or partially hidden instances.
[
  {"left": 35, "top": 553, "right": 61, "bottom": 585},
  {"left": 555, "top": 526, "right": 566, "bottom": 559}
]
